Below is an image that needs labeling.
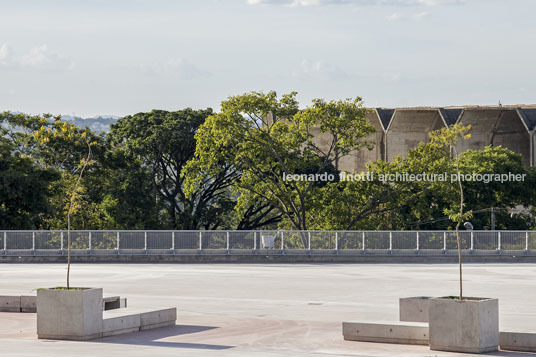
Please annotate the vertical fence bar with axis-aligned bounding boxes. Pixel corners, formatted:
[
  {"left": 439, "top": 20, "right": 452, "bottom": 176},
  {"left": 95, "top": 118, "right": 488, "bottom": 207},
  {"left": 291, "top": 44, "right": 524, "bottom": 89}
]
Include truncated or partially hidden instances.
[
  {"left": 498, "top": 231, "right": 501, "bottom": 252},
  {"left": 199, "top": 231, "right": 202, "bottom": 251},
  {"left": 389, "top": 231, "right": 393, "bottom": 252},
  {"left": 281, "top": 231, "right": 285, "bottom": 254},
  {"left": 32, "top": 232, "right": 35, "bottom": 255},
  {"left": 416, "top": 231, "right": 420, "bottom": 251},
  {"left": 253, "top": 231, "right": 257, "bottom": 251},
  {"left": 526, "top": 231, "right": 529, "bottom": 252},
  {"left": 144, "top": 231, "right": 147, "bottom": 254},
  {"left": 61, "top": 231, "right": 64, "bottom": 255},
  {"left": 335, "top": 231, "right": 338, "bottom": 253},
  {"left": 172, "top": 231, "right": 175, "bottom": 252},
  {"left": 362, "top": 231, "right": 365, "bottom": 251},
  {"left": 3, "top": 232, "right": 5, "bottom": 255},
  {"left": 443, "top": 231, "right": 447, "bottom": 251},
  {"left": 116, "top": 231, "right": 120, "bottom": 254},
  {"left": 89, "top": 231, "right": 92, "bottom": 252},
  {"left": 226, "top": 231, "right": 230, "bottom": 254},
  {"left": 308, "top": 232, "right": 311, "bottom": 252}
]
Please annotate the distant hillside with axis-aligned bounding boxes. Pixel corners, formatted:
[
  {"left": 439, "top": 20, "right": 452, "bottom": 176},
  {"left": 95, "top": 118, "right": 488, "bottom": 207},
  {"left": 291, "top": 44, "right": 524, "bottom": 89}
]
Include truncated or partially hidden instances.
[{"left": 61, "top": 115, "right": 121, "bottom": 133}]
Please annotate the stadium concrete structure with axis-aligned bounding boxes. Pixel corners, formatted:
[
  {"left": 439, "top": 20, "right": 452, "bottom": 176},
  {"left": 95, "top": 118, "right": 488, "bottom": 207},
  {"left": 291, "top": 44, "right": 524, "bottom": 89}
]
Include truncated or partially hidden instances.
[{"left": 308, "top": 105, "right": 536, "bottom": 173}]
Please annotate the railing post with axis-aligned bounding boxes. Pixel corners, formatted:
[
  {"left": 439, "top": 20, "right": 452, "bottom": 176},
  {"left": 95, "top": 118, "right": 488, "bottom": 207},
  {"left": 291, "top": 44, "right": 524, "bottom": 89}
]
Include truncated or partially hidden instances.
[
  {"left": 144, "top": 231, "right": 147, "bottom": 255},
  {"left": 416, "top": 231, "right": 420, "bottom": 251},
  {"left": 3, "top": 232, "right": 6, "bottom": 255},
  {"left": 116, "top": 231, "right": 120, "bottom": 255},
  {"left": 61, "top": 231, "right": 64, "bottom": 255},
  {"left": 308, "top": 232, "right": 311, "bottom": 253},
  {"left": 253, "top": 231, "right": 257, "bottom": 251},
  {"left": 172, "top": 231, "right": 175, "bottom": 253},
  {"left": 32, "top": 232, "right": 35, "bottom": 255},
  {"left": 226, "top": 231, "right": 230, "bottom": 254},
  {"left": 88, "top": 231, "right": 92, "bottom": 253},
  {"left": 199, "top": 231, "right": 202, "bottom": 251},
  {"left": 470, "top": 231, "right": 474, "bottom": 251},
  {"left": 526, "top": 231, "right": 529, "bottom": 252},
  {"left": 389, "top": 231, "right": 393, "bottom": 253},
  {"left": 335, "top": 232, "right": 338, "bottom": 254},
  {"left": 362, "top": 231, "right": 365, "bottom": 252},
  {"left": 443, "top": 231, "right": 447, "bottom": 252},
  {"left": 497, "top": 231, "right": 501, "bottom": 253},
  {"left": 281, "top": 231, "right": 285, "bottom": 254}
]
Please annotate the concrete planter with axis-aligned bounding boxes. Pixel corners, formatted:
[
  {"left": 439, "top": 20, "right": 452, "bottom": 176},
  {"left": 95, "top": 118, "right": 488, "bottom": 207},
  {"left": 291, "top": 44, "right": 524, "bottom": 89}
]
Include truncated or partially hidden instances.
[
  {"left": 399, "top": 296, "right": 430, "bottom": 323},
  {"left": 37, "top": 287, "right": 103, "bottom": 340},
  {"left": 429, "top": 297, "right": 498, "bottom": 353}
]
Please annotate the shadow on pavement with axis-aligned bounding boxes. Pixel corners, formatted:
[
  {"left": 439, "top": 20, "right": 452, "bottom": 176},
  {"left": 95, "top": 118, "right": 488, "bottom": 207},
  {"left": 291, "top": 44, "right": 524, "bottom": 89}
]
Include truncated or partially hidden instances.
[{"left": 93, "top": 324, "right": 234, "bottom": 350}]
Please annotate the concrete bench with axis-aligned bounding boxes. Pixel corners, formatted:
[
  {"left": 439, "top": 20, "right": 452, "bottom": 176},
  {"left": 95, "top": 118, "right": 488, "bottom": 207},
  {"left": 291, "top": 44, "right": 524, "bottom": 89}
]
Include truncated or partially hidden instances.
[
  {"left": 103, "top": 296, "right": 127, "bottom": 310},
  {"left": 343, "top": 321, "right": 429, "bottom": 345},
  {"left": 102, "top": 307, "right": 176, "bottom": 337},
  {"left": 0, "top": 295, "right": 36, "bottom": 312},
  {"left": 500, "top": 330, "right": 536, "bottom": 352},
  {"left": 399, "top": 296, "right": 430, "bottom": 323},
  {"left": 2, "top": 295, "right": 125, "bottom": 313}
]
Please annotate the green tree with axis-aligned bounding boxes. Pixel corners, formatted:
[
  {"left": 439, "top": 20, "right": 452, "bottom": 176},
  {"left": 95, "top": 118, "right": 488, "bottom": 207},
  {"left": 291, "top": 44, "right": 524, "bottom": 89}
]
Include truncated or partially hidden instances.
[
  {"left": 0, "top": 133, "right": 58, "bottom": 229},
  {"left": 185, "top": 91, "right": 375, "bottom": 233},
  {"left": 111, "top": 108, "right": 237, "bottom": 229}
]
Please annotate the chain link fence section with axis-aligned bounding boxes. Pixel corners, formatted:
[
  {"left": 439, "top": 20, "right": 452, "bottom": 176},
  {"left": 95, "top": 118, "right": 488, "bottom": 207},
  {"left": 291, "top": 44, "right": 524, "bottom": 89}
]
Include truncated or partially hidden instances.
[{"left": 0, "top": 230, "right": 535, "bottom": 256}]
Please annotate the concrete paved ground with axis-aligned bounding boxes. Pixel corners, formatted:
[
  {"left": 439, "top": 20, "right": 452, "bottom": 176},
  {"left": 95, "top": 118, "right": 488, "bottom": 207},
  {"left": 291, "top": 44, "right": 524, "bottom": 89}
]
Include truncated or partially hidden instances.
[{"left": 1, "top": 263, "right": 535, "bottom": 356}]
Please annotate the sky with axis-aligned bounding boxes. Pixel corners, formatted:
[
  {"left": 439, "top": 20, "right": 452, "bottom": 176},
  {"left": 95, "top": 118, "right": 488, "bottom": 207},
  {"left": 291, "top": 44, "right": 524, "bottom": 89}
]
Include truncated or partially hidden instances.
[{"left": 1, "top": 0, "right": 535, "bottom": 117}]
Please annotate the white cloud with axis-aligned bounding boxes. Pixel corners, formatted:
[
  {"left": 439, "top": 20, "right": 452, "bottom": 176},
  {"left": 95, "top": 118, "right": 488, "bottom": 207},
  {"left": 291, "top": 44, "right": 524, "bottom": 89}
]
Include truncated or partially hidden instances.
[
  {"left": 293, "top": 59, "right": 349, "bottom": 81},
  {"left": 140, "top": 58, "right": 211, "bottom": 80},
  {"left": 386, "top": 10, "right": 428, "bottom": 20},
  {"left": 0, "top": 44, "right": 12, "bottom": 65},
  {"left": 247, "top": 0, "right": 465, "bottom": 6},
  {"left": 20, "top": 44, "right": 74, "bottom": 71},
  {"left": 0, "top": 44, "right": 74, "bottom": 72}
]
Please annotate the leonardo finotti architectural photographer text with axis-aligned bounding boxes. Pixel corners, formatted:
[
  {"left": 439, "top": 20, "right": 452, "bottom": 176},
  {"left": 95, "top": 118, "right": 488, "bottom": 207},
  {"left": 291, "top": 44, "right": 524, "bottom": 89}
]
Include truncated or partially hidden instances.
[{"left": 282, "top": 172, "right": 526, "bottom": 184}]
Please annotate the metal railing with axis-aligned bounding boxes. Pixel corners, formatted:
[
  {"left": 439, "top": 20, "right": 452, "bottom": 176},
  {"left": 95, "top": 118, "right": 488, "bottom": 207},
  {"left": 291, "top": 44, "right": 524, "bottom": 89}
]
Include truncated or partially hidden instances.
[{"left": 1, "top": 230, "right": 536, "bottom": 256}]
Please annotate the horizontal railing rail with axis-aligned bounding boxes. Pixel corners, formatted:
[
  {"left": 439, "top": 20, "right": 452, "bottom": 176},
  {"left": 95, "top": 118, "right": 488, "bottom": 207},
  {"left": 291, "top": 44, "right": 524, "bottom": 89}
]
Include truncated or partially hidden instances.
[{"left": 0, "top": 230, "right": 535, "bottom": 256}]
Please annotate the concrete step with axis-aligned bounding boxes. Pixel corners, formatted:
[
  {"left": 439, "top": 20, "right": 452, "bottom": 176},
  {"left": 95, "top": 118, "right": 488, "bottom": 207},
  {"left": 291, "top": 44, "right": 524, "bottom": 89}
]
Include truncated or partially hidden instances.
[
  {"left": 102, "top": 307, "right": 176, "bottom": 337},
  {"left": 500, "top": 330, "right": 536, "bottom": 352},
  {"left": 343, "top": 321, "right": 429, "bottom": 345}
]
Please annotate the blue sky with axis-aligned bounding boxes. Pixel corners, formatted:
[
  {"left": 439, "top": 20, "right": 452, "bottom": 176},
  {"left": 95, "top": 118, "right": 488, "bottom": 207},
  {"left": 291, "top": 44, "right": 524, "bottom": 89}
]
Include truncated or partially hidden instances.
[{"left": 1, "top": 0, "right": 535, "bottom": 117}]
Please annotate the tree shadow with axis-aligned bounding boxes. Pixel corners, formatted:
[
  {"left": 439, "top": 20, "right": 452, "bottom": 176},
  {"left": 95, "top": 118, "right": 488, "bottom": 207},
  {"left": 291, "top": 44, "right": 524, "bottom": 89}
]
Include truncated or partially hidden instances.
[{"left": 93, "top": 324, "right": 233, "bottom": 350}]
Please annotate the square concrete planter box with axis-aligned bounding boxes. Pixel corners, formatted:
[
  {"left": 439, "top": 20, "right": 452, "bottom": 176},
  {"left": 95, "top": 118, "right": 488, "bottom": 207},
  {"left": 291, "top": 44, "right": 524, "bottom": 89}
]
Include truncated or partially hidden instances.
[
  {"left": 37, "top": 287, "right": 103, "bottom": 340},
  {"left": 399, "top": 296, "right": 430, "bottom": 323},
  {"left": 429, "top": 297, "right": 498, "bottom": 353}
]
